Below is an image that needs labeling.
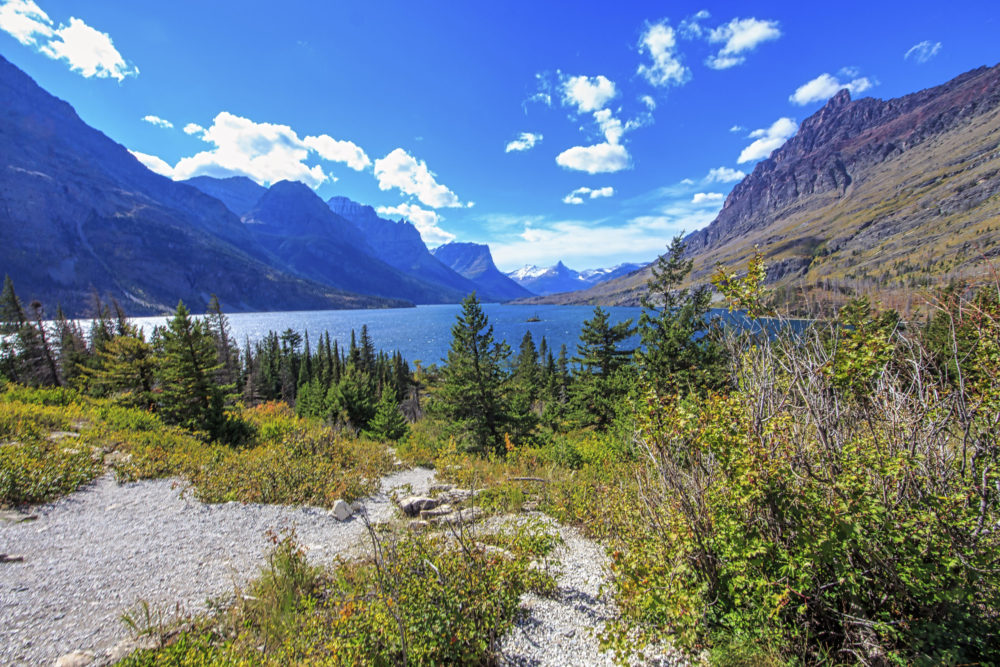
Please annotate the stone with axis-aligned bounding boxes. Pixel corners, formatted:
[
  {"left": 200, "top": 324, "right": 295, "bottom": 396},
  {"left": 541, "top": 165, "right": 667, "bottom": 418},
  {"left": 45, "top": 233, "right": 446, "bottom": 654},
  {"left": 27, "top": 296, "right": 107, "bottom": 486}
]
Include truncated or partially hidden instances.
[
  {"left": 419, "top": 504, "right": 453, "bottom": 519},
  {"left": 330, "top": 499, "right": 352, "bottom": 521},
  {"left": 398, "top": 495, "right": 439, "bottom": 517},
  {"left": 432, "top": 507, "right": 483, "bottom": 526},
  {"left": 54, "top": 650, "right": 95, "bottom": 667},
  {"left": 428, "top": 483, "right": 454, "bottom": 494},
  {"left": 1, "top": 553, "right": 25, "bottom": 563}
]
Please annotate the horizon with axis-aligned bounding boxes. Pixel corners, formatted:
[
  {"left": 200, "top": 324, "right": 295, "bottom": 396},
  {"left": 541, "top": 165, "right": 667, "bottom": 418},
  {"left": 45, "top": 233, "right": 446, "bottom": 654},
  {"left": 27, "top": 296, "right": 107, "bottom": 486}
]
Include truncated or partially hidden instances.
[{"left": 1, "top": 0, "right": 997, "bottom": 272}]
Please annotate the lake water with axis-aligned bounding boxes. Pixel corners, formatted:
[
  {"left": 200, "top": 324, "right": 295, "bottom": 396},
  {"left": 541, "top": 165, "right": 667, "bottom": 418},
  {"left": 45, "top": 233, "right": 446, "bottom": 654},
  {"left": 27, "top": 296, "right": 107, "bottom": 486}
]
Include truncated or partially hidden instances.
[{"left": 131, "top": 304, "right": 646, "bottom": 366}]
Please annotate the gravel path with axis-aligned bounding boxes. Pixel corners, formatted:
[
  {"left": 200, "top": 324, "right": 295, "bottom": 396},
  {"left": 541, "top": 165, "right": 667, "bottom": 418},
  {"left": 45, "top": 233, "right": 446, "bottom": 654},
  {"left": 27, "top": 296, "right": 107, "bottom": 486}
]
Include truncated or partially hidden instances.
[
  {"left": 497, "top": 515, "right": 688, "bottom": 667},
  {"left": 0, "top": 467, "right": 435, "bottom": 666}
]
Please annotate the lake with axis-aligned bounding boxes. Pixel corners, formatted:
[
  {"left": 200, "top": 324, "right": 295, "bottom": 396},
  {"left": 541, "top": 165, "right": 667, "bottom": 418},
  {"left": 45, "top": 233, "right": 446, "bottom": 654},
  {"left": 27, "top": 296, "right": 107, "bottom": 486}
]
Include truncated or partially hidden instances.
[{"left": 130, "top": 304, "right": 646, "bottom": 366}]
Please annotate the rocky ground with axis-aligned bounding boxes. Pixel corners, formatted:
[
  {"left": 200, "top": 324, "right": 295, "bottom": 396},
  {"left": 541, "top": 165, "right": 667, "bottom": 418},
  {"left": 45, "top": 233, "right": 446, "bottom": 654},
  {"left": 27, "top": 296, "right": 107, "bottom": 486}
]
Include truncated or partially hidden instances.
[{"left": 1, "top": 468, "right": 686, "bottom": 666}]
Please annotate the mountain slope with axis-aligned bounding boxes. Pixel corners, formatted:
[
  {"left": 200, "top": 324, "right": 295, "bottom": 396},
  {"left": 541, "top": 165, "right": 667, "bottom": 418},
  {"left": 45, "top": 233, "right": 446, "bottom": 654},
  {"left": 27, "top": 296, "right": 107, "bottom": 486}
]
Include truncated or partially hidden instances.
[
  {"left": 326, "top": 196, "right": 483, "bottom": 299},
  {"left": 0, "top": 55, "right": 402, "bottom": 315},
  {"left": 432, "top": 243, "right": 535, "bottom": 301},
  {"left": 244, "top": 182, "right": 466, "bottom": 304},
  {"left": 507, "top": 261, "right": 642, "bottom": 295},
  {"left": 527, "top": 64, "right": 1000, "bottom": 308},
  {"left": 184, "top": 176, "right": 267, "bottom": 218}
]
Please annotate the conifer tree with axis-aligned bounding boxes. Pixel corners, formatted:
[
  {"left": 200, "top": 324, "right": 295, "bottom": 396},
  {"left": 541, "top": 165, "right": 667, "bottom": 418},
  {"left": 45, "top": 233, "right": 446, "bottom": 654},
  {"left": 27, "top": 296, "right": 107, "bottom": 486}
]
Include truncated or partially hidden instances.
[
  {"left": 435, "top": 293, "right": 515, "bottom": 454},
  {"left": 206, "top": 295, "right": 239, "bottom": 386},
  {"left": 86, "top": 325, "right": 155, "bottom": 408},
  {"left": 154, "top": 301, "right": 227, "bottom": 438},
  {"left": 571, "top": 306, "right": 634, "bottom": 429},
  {"left": 364, "top": 387, "right": 409, "bottom": 441},
  {"left": 637, "top": 236, "right": 727, "bottom": 395}
]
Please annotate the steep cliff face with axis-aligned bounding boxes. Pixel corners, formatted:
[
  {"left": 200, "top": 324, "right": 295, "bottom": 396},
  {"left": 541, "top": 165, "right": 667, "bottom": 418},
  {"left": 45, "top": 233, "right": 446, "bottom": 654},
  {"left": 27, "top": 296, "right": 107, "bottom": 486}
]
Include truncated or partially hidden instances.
[
  {"left": 432, "top": 243, "right": 535, "bottom": 301},
  {"left": 0, "top": 55, "right": 402, "bottom": 315},
  {"left": 525, "top": 63, "right": 1000, "bottom": 307}
]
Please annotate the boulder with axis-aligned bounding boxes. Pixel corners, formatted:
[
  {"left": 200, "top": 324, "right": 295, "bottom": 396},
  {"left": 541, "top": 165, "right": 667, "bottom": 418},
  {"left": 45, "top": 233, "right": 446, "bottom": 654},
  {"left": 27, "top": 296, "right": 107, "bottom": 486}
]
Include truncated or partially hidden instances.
[
  {"left": 398, "top": 496, "right": 439, "bottom": 517},
  {"left": 330, "top": 500, "right": 352, "bottom": 521}
]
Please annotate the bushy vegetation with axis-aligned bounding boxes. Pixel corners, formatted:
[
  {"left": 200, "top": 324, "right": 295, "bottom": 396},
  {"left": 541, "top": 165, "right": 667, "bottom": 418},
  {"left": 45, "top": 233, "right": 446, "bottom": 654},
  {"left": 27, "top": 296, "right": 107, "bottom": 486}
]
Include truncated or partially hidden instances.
[{"left": 3, "top": 241, "right": 999, "bottom": 664}]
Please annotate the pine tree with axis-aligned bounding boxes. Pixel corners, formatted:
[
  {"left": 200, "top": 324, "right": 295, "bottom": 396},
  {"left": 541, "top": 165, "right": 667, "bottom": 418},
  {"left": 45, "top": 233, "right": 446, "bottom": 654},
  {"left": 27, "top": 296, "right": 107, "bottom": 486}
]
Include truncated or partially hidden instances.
[
  {"left": 154, "top": 301, "right": 227, "bottom": 438},
  {"left": 364, "top": 388, "right": 409, "bottom": 441},
  {"left": 206, "top": 295, "right": 239, "bottom": 386},
  {"left": 85, "top": 325, "right": 155, "bottom": 408},
  {"left": 435, "top": 293, "right": 515, "bottom": 454},
  {"left": 325, "top": 364, "right": 376, "bottom": 430}
]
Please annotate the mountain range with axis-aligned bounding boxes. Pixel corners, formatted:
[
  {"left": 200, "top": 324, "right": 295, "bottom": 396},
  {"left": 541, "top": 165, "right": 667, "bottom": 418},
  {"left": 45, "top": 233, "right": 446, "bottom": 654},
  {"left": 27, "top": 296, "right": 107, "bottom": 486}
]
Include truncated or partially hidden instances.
[
  {"left": 522, "top": 63, "right": 1000, "bottom": 310},
  {"left": 432, "top": 243, "right": 534, "bottom": 302},
  {"left": 506, "top": 262, "right": 643, "bottom": 296}
]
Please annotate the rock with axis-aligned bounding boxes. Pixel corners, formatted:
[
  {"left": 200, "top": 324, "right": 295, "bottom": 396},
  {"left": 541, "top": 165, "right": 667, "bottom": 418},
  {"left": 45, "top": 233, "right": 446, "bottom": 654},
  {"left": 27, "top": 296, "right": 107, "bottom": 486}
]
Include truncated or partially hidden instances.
[
  {"left": 419, "top": 504, "right": 453, "bottom": 519},
  {"left": 330, "top": 499, "right": 352, "bottom": 521},
  {"left": 54, "top": 650, "right": 95, "bottom": 666},
  {"left": 1, "top": 553, "right": 25, "bottom": 563},
  {"left": 398, "top": 495, "right": 439, "bottom": 517},
  {"left": 522, "top": 501, "right": 539, "bottom": 512},
  {"left": 350, "top": 501, "right": 364, "bottom": 513},
  {"left": 428, "top": 483, "right": 454, "bottom": 494},
  {"left": 432, "top": 507, "right": 483, "bottom": 526}
]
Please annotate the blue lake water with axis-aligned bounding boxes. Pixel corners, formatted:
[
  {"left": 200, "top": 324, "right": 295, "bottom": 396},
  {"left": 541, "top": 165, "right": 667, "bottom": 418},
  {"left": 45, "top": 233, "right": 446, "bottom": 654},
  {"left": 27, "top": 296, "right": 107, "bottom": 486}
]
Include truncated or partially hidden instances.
[{"left": 131, "top": 304, "right": 646, "bottom": 366}]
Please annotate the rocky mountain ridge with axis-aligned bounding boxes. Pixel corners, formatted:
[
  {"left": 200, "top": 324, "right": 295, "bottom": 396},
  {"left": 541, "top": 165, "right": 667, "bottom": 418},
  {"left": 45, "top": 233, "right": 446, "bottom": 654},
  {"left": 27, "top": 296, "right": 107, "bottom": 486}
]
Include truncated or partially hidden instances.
[
  {"left": 432, "top": 243, "right": 534, "bottom": 301},
  {"left": 507, "top": 261, "right": 642, "bottom": 295}
]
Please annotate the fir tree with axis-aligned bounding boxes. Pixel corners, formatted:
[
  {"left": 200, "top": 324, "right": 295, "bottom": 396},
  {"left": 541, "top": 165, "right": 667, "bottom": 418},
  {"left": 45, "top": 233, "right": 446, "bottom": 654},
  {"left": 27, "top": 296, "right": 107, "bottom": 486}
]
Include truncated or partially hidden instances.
[
  {"left": 435, "top": 293, "right": 515, "bottom": 454},
  {"left": 364, "top": 388, "right": 409, "bottom": 441},
  {"left": 154, "top": 301, "right": 227, "bottom": 438},
  {"left": 86, "top": 325, "right": 155, "bottom": 408},
  {"left": 571, "top": 307, "right": 634, "bottom": 428}
]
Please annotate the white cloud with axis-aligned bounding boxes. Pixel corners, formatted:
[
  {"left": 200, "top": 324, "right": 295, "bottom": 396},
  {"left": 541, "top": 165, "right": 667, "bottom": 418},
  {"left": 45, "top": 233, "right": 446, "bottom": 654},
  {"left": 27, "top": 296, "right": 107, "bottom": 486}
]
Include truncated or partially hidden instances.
[
  {"left": 729, "top": 124, "right": 745, "bottom": 133},
  {"left": 705, "top": 166, "right": 745, "bottom": 183},
  {"left": 171, "top": 111, "right": 327, "bottom": 187},
  {"left": 0, "top": 0, "right": 52, "bottom": 45},
  {"left": 789, "top": 72, "right": 873, "bottom": 105},
  {"left": 376, "top": 203, "right": 455, "bottom": 246},
  {"left": 374, "top": 148, "right": 462, "bottom": 209},
  {"left": 0, "top": 2, "right": 138, "bottom": 81},
  {"left": 563, "top": 186, "right": 614, "bottom": 205},
  {"left": 129, "top": 149, "right": 173, "bottom": 177},
  {"left": 142, "top": 115, "right": 173, "bottom": 129},
  {"left": 905, "top": 40, "right": 942, "bottom": 64},
  {"left": 561, "top": 74, "right": 617, "bottom": 113},
  {"left": 692, "top": 192, "right": 724, "bottom": 204},
  {"left": 183, "top": 123, "right": 206, "bottom": 137},
  {"left": 705, "top": 17, "right": 780, "bottom": 69},
  {"left": 39, "top": 17, "right": 138, "bottom": 81},
  {"left": 556, "top": 142, "right": 630, "bottom": 174},
  {"left": 678, "top": 9, "right": 711, "bottom": 38},
  {"left": 302, "top": 134, "right": 371, "bottom": 171},
  {"left": 680, "top": 178, "right": 695, "bottom": 185},
  {"left": 637, "top": 21, "right": 690, "bottom": 87},
  {"left": 505, "top": 132, "right": 542, "bottom": 152},
  {"left": 640, "top": 94, "right": 657, "bottom": 110},
  {"left": 738, "top": 117, "right": 798, "bottom": 163}
]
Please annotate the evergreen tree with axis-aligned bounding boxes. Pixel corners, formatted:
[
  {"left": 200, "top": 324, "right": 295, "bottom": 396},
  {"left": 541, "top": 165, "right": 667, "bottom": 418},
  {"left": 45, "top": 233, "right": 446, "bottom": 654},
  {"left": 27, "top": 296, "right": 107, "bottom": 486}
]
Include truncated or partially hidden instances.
[
  {"left": 55, "top": 306, "right": 89, "bottom": 386},
  {"left": 206, "top": 295, "right": 239, "bottom": 386},
  {"left": 571, "top": 307, "right": 634, "bottom": 428},
  {"left": 154, "top": 301, "right": 227, "bottom": 438},
  {"left": 637, "top": 236, "right": 728, "bottom": 395},
  {"left": 325, "top": 363, "right": 376, "bottom": 430},
  {"left": 85, "top": 325, "right": 155, "bottom": 408},
  {"left": 435, "top": 293, "right": 516, "bottom": 454},
  {"left": 364, "top": 388, "right": 410, "bottom": 441}
]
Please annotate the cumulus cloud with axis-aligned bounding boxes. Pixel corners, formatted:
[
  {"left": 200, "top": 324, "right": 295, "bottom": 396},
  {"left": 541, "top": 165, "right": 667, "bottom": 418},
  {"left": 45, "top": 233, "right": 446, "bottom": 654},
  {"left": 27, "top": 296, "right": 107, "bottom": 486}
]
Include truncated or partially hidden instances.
[
  {"left": 556, "top": 142, "right": 630, "bottom": 174},
  {"left": 0, "top": 2, "right": 138, "bottom": 81},
  {"left": 789, "top": 72, "right": 874, "bottom": 105},
  {"left": 302, "top": 135, "right": 371, "bottom": 171},
  {"left": 705, "top": 17, "right": 780, "bottom": 69},
  {"left": 738, "top": 117, "right": 798, "bottom": 163},
  {"left": 170, "top": 112, "right": 327, "bottom": 187},
  {"left": 905, "top": 40, "right": 942, "bottom": 63},
  {"left": 505, "top": 132, "right": 542, "bottom": 152},
  {"left": 640, "top": 95, "right": 657, "bottom": 111},
  {"left": 0, "top": 0, "right": 52, "bottom": 45},
  {"left": 374, "top": 148, "right": 462, "bottom": 209},
  {"left": 692, "top": 192, "right": 724, "bottom": 204},
  {"left": 129, "top": 149, "right": 174, "bottom": 177},
  {"left": 376, "top": 203, "right": 455, "bottom": 246},
  {"left": 705, "top": 166, "right": 745, "bottom": 183},
  {"left": 183, "top": 123, "right": 206, "bottom": 137},
  {"left": 637, "top": 20, "right": 690, "bottom": 87},
  {"left": 142, "top": 115, "right": 173, "bottom": 129},
  {"left": 562, "top": 186, "right": 614, "bottom": 205},
  {"left": 561, "top": 74, "right": 617, "bottom": 113}
]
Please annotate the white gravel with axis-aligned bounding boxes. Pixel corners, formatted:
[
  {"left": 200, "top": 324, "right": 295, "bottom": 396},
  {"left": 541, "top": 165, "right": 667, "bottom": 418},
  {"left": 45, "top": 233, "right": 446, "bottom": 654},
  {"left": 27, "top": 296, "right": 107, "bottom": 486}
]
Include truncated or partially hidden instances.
[
  {"left": 0, "top": 467, "right": 436, "bottom": 666},
  {"left": 497, "top": 514, "right": 688, "bottom": 667}
]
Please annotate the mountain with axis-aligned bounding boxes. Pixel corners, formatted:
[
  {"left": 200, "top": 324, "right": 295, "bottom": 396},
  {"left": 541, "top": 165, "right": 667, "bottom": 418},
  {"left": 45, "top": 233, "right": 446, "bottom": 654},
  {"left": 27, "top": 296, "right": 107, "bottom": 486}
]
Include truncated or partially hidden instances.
[
  {"left": 0, "top": 54, "right": 403, "bottom": 316},
  {"left": 183, "top": 175, "right": 267, "bottom": 218},
  {"left": 243, "top": 182, "right": 467, "bottom": 304},
  {"left": 507, "top": 261, "right": 642, "bottom": 295},
  {"left": 432, "top": 243, "right": 534, "bottom": 301},
  {"left": 523, "top": 64, "right": 1000, "bottom": 309},
  {"left": 326, "top": 196, "right": 484, "bottom": 299}
]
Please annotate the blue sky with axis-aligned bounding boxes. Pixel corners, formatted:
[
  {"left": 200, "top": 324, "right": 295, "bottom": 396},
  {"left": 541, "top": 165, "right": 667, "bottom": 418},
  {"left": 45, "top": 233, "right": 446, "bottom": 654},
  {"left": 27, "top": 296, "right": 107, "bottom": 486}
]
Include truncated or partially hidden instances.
[{"left": 1, "top": 1, "right": 997, "bottom": 271}]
